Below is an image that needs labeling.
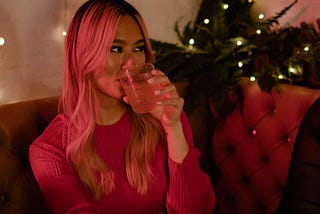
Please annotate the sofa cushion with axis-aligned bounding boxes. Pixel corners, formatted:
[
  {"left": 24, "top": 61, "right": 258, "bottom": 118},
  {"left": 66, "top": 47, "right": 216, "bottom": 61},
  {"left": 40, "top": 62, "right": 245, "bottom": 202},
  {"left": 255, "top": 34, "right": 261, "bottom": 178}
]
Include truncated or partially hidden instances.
[{"left": 211, "top": 79, "right": 320, "bottom": 213}]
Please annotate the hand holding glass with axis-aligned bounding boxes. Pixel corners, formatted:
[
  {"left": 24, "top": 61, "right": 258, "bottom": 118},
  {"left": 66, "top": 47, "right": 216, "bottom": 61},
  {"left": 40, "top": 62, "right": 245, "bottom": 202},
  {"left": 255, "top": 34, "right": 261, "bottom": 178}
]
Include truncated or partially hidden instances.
[{"left": 118, "top": 63, "right": 164, "bottom": 113}]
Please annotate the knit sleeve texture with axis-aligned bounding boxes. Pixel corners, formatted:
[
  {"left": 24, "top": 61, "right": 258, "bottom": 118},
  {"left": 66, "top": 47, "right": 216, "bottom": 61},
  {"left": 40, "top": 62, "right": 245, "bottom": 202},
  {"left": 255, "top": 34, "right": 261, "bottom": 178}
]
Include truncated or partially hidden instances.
[
  {"left": 29, "top": 114, "right": 98, "bottom": 214},
  {"left": 166, "top": 112, "right": 216, "bottom": 214}
]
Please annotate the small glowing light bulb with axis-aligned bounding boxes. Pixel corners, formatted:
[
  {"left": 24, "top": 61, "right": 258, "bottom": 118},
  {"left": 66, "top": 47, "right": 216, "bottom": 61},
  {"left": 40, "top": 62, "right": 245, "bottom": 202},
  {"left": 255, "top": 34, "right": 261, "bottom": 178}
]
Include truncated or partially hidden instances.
[
  {"left": 238, "top": 61, "right": 243, "bottom": 68},
  {"left": 189, "top": 38, "right": 195, "bottom": 45},
  {"left": 236, "top": 40, "right": 243, "bottom": 46},
  {"left": 256, "top": 29, "right": 262, "bottom": 34},
  {"left": 62, "top": 31, "right": 67, "bottom": 36},
  {"left": 223, "top": 4, "right": 229, "bottom": 10},
  {"left": 289, "top": 67, "right": 296, "bottom": 74},
  {"left": 278, "top": 74, "right": 285, "bottom": 79},
  {"left": 258, "top": 13, "right": 265, "bottom": 20},
  {"left": 250, "top": 76, "right": 256, "bottom": 81},
  {"left": 204, "top": 19, "right": 210, "bottom": 24},
  {"left": 304, "top": 46, "right": 309, "bottom": 51},
  {"left": 248, "top": 0, "right": 253, "bottom": 3},
  {"left": 0, "top": 37, "right": 5, "bottom": 46}
]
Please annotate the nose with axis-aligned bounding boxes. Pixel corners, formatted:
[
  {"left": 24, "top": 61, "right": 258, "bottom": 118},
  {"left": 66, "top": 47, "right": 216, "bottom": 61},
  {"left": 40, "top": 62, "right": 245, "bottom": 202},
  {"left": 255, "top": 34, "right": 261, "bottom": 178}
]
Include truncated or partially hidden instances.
[{"left": 121, "top": 57, "right": 135, "bottom": 70}]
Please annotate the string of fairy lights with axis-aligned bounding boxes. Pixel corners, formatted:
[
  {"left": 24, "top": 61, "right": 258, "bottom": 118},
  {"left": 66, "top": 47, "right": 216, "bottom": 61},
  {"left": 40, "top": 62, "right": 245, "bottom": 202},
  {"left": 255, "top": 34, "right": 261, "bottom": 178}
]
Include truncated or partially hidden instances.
[
  {"left": 0, "top": 0, "right": 311, "bottom": 81},
  {"left": 185, "top": 1, "right": 311, "bottom": 81}
]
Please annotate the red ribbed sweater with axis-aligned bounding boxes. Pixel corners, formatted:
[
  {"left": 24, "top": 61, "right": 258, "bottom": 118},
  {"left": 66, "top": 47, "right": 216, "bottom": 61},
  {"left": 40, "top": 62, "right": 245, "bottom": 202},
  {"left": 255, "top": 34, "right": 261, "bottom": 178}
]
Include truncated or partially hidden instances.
[{"left": 29, "top": 111, "right": 215, "bottom": 214}]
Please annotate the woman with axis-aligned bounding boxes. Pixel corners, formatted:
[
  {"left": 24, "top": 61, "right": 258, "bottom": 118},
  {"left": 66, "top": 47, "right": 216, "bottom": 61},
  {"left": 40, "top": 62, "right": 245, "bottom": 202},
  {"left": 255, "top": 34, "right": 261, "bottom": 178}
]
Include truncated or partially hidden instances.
[{"left": 29, "top": 0, "right": 216, "bottom": 213}]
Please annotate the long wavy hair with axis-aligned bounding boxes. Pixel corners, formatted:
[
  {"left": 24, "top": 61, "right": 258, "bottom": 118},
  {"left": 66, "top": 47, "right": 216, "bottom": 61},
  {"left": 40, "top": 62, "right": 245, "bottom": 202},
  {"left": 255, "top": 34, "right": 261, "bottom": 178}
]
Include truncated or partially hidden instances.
[{"left": 60, "top": 0, "right": 165, "bottom": 200}]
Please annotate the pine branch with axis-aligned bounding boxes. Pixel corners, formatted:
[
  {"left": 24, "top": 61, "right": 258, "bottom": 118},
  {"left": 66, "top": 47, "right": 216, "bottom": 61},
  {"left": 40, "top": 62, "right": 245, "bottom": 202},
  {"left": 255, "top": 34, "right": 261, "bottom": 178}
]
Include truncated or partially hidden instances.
[{"left": 260, "top": 0, "right": 298, "bottom": 28}]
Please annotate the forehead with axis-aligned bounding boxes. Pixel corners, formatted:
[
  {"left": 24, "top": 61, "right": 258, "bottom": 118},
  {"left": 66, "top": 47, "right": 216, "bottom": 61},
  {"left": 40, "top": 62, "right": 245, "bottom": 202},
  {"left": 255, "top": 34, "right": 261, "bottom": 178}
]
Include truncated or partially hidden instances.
[{"left": 113, "top": 15, "right": 144, "bottom": 42}]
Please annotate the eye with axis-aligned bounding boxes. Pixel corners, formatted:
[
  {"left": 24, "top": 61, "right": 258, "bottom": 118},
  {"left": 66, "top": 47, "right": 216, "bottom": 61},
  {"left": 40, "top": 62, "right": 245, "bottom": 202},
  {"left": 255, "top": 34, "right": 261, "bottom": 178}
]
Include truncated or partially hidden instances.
[
  {"left": 134, "top": 45, "right": 145, "bottom": 52},
  {"left": 110, "top": 46, "right": 122, "bottom": 53}
]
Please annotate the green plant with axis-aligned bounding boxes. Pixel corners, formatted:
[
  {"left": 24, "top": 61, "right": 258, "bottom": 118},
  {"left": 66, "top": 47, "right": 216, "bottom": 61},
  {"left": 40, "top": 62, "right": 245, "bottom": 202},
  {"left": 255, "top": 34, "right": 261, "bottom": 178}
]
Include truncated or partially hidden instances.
[{"left": 151, "top": 0, "right": 320, "bottom": 117}]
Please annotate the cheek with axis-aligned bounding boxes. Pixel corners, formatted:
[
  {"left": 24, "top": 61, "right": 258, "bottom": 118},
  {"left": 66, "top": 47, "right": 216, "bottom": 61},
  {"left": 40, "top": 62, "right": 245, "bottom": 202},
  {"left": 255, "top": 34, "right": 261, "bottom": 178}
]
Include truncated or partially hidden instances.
[
  {"left": 134, "top": 52, "right": 146, "bottom": 65},
  {"left": 136, "top": 53, "right": 147, "bottom": 65},
  {"left": 94, "top": 70, "right": 110, "bottom": 91},
  {"left": 94, "top": 67, "right": 122, "bottom": 96},
  {"left": 106, "top": 56, "right": 120, "bottom": 71},
  {"left": 94, "top": 64, "right": 116, "bottom": 89}
]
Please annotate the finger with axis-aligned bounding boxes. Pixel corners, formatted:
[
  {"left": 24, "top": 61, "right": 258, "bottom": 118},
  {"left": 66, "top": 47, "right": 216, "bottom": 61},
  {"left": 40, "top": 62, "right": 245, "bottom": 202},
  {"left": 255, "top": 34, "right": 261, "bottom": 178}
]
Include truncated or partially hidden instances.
[
  {"left": 151, "top": 69, "right": 165, "bottom": 76},
  {"left": 157, "top": 97, "right": 184, "bottom": 107},
  {"left": 148, "top": 74, "right": 171, "bottom": 87},
  {"left": 155, "top": 83, "right": 179, "bottom": 98}
]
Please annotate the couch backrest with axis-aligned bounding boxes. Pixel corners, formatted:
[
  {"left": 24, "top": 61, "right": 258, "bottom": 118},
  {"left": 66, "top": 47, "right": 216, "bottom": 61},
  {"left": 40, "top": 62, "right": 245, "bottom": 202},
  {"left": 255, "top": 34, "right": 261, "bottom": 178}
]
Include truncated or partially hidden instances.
[
  {"left": 0, "top": 97, "right": 58, "bottom": 214},
  {"left": 211, "top": 79, "right": 320, "bottom": 213}
]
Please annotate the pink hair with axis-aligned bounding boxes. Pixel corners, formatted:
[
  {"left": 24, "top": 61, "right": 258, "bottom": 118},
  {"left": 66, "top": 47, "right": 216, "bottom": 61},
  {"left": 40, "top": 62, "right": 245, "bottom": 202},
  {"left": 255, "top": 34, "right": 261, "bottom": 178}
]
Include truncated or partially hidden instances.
[{"left": 60, "top": 0, "right": 163, "bottom": 200}]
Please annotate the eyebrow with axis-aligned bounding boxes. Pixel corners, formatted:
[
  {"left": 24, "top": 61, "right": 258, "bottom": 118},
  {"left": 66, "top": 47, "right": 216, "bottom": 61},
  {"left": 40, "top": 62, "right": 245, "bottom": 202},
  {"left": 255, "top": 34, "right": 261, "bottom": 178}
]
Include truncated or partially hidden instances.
[{"left": 112, "top": 39, "right": 145, "bottom": 45}]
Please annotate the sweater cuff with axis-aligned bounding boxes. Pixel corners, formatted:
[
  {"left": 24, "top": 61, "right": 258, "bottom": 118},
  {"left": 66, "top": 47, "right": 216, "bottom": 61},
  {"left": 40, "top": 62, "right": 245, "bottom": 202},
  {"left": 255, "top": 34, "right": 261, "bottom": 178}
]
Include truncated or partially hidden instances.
[{"left": 168, "top": 147, "right": 201, "bottom": 169}]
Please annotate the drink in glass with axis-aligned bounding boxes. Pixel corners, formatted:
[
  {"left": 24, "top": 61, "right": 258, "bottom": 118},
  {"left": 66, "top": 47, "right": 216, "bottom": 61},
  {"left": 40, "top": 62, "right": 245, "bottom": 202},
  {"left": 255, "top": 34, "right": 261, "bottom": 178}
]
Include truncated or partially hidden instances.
[{"left": 118, "top": 63, "right": 163, "bottom": 113}]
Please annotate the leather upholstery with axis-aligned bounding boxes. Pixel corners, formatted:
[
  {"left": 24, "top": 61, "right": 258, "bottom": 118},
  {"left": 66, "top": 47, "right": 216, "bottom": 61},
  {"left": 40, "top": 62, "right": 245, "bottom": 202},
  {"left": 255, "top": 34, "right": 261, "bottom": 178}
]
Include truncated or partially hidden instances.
[
  {"left": 0, "top": 97, "right": 58, "bottom": 214},
  {"left": 211, "top": 79, "right": 320, "bottom": 214}
]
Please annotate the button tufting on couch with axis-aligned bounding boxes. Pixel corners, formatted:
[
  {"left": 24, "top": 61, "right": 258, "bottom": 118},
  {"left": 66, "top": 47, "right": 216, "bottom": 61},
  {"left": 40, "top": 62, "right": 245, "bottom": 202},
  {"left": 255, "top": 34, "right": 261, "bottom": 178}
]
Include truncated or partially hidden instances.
[
  {"left": 210, "top": 79, "right": 320, "bottom": 214},
  {"left": 0, "top": 97, "right": 58, "bottom": 214}
]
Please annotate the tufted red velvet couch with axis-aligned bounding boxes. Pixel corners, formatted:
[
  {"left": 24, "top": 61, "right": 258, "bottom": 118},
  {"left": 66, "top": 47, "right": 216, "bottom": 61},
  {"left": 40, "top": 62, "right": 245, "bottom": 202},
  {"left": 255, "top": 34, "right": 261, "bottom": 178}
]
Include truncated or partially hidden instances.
[
  {"left": 0, "top": 97, "right": 57, "bottom": 213},
  {"left": 210, "top": 78, "right": 320, "bottom": 214}
]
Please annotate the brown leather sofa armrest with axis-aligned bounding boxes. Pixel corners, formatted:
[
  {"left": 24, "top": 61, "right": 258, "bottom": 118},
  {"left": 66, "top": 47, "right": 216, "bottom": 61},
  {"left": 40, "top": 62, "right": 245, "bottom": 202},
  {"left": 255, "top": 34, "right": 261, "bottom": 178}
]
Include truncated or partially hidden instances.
[{"left": 0, "top": 96, "right": 58, "bottom": 213}]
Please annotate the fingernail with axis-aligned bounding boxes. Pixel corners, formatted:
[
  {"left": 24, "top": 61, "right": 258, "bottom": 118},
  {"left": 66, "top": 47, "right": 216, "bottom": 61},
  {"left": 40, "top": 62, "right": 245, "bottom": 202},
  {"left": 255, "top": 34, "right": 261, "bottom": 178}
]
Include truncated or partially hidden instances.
[{"left": 154, "top": 90, "right": 160, "bottom": 95}]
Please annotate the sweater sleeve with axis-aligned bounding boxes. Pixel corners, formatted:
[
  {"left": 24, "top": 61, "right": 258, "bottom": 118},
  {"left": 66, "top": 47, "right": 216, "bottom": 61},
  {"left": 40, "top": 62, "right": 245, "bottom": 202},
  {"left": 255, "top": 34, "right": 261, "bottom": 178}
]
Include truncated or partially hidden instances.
[
  {"left": 29, "top": 115, "right": 98, "bottom": 214},
  {"left": 166, "top": 112, "right": 216, "bottom": 214}
]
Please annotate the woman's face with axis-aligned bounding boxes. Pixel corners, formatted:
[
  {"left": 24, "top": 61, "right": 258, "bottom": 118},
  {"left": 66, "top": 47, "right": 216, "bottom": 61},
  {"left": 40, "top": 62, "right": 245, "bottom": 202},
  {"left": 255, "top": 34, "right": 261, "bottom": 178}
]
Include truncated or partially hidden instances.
[{"left": 94, "top": 15, "right": 146, "bottom": 101}]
